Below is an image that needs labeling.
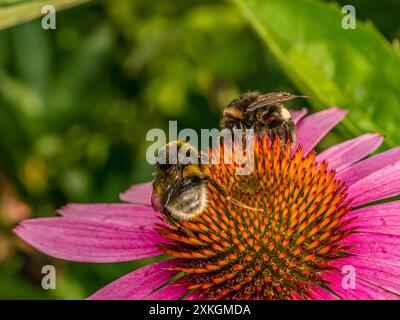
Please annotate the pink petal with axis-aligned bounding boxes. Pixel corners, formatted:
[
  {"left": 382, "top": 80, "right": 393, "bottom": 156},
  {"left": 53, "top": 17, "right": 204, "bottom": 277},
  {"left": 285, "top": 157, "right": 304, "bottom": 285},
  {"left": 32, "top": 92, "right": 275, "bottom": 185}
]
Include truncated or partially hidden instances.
[
  {"left": 289, "top": 108, "right": 307, "bottom": 124},
  {"left": 59, "top": 203, "right": 160, "bottom": 228},
  {"left": 341, "top": 233, "right": 400, "bottom": 261},
  {"left": 337, "top": 147, "right": 400, "bottom": 186},
  {"left": 345, "top": 216, "right": 400, "bottom": 236},
  {"left": 343, "top": 201, "right": 400, "bottom": 235},
  {"left": 346, "top": 201, "right": 400, "bottom": 220},
  {"left": 332, "top": 256, "right": 400, "bottom": 296},
  {"left": 335, "top": 255, "right": 400, "bottom": 269},
  {"left": 89, "top": 259, "right": 178, "bottom": 300},
  {"left": 295, "top": 108, "right": 347, "bottom": 155},
  {"left": 145, "top": 282, "right": 188, "bottom": 300},
  {"left": 316, "top": 134, "right": 383, "bottom": 172},
  {"left": 324, "top": 270, "right": 399, "bottom": 300},
  {"left": 333, "top": 236, "right": 400, "bottom": 297},
  {"left": 120, "top": 182, "right": 152, "bottom": 205},
  {"left": 353, "top": 269, "right": 400, "bottom": 296},
  {"left": 14, "top": 218, "right": 165, "bottom": 262},
  {"left": 347, "top": 160, "right": 400, "bottom": 207}
]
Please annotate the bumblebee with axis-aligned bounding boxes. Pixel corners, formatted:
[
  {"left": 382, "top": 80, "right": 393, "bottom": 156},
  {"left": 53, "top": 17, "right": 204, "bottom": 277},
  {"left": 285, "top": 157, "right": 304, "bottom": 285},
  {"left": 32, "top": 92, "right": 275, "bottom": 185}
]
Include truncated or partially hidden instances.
[
  {"left": 151, "top": 141, "right": 257, "bottom": 227},
  {"left": 220, "top": 91, "right": 308, "bottom": 148}
]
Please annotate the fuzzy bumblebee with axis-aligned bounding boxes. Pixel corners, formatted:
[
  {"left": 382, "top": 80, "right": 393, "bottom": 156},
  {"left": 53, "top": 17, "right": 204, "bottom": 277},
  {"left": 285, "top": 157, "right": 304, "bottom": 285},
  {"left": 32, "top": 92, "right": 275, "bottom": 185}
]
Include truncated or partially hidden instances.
[
  {"left": 221, "top": 91, "right": 308, "bottom": 148},
  {"left": 151, "top": 141, "right": 209, "bottom": 225}
]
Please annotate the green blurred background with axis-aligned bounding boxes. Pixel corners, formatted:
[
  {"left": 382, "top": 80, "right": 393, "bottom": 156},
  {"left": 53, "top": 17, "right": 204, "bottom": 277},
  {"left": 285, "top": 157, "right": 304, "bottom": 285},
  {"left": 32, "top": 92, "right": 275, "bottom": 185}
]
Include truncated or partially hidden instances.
[{"left": 0, "top": 0, "right": 399, "bottom": 299}]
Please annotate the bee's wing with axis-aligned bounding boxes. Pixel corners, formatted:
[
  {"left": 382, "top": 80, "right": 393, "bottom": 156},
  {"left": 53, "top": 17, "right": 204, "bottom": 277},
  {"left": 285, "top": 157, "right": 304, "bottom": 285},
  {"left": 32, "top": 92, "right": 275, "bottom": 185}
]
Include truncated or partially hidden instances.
[{"left": 247, "top": 92, "right": 309, "bottom": 111}]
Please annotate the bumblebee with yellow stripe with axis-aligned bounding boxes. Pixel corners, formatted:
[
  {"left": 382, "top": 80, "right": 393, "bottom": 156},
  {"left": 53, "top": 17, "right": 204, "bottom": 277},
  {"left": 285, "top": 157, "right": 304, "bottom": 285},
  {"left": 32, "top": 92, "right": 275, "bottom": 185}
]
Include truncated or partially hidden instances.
[{"left": 151, "top": 141, "right": 257, "bottom": 227}]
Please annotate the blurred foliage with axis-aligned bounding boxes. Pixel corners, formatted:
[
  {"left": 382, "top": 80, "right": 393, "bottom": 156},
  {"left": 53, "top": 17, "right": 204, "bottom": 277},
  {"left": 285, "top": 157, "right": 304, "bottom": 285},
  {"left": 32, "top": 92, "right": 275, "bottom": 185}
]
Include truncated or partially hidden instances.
[
  {"left": 0, "top": 0, "right": 399, "bottom": 299},
  {"left": 0, "top": 0, "right": 91, "bottom": 30}
]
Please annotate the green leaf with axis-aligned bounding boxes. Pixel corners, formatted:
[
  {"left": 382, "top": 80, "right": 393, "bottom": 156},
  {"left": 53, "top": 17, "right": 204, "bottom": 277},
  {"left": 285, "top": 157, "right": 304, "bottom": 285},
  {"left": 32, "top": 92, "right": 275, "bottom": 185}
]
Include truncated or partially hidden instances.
[
  {"left": 11, "top": 20, "right": 51, "bottom": 97},
  {"left": 0, "top": 0, "right": 91, "bottom": 30},
  {"left": 233, "top": 0, "right": 400, "bottom": 147},
  {"left": 0, "top": 0, "right": 29, "bottom": 6}
]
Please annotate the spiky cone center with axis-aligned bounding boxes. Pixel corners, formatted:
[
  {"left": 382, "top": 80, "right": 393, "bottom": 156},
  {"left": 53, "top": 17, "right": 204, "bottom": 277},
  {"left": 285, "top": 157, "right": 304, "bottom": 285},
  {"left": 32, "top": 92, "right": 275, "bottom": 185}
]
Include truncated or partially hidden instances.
[{"left": 157, "top": 136, "right": 355, "bottom": 299}]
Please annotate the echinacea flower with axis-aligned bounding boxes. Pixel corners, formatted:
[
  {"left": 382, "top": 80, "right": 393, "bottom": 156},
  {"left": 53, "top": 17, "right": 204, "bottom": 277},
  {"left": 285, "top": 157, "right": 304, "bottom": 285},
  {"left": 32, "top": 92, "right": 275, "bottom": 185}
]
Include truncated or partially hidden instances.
[{"left": 14, "top": 107, "right": 400, "bottom": 300}]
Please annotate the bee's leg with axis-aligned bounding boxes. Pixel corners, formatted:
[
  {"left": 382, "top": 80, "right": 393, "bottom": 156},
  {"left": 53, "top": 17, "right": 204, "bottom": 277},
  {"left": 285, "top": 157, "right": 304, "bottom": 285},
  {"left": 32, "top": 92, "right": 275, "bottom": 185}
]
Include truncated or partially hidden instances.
[
  {"left": 208, "top": 178, "right": 228, "bottom": 196},
  {"left": 282, "top": 121, "right": 296, "bottom": 158},
  {"left": 287, "top": 120, "right": 296, "bottom": 147},
  {"left": 162, "top": 210, "right": 181, "bottom": 229},
  {"left": 208, "top": 178, "right": 262, "bottom": 213}
]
